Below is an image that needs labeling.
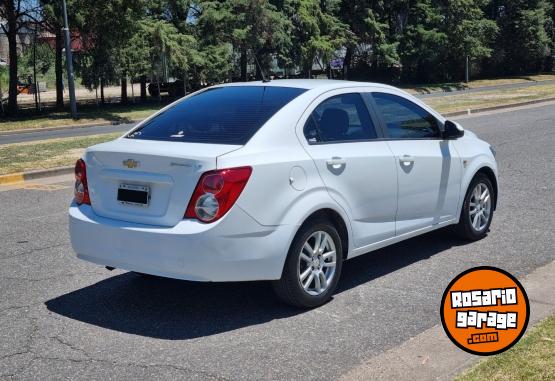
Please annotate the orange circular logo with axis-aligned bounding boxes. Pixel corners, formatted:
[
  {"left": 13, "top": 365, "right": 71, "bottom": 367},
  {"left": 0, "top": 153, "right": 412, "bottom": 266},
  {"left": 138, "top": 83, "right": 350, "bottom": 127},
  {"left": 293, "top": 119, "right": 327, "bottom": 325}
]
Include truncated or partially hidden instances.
[{"left": 440, "top": 267, "right": 529, "bottom": 355}]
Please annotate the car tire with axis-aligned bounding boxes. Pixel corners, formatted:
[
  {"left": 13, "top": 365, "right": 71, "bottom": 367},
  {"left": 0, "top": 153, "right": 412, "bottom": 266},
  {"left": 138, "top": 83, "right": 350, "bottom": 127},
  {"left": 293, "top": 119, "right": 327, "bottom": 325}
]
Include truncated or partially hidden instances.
[
  {"left": 454, "top": 173, "right": 495, "bottom": 241},
  {"left": 273, "top": 219, "right": 343, "bottom": 308}
]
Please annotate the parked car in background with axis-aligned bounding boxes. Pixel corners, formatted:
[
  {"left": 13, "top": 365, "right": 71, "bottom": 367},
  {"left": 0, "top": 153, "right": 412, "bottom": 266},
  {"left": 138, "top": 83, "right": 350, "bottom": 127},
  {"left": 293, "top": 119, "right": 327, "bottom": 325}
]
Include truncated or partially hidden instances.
[
  {"left": 69, "top": 80, "right": 498, "bottom": 308},
  {"left": 147, "top": 80, "right": 186, "bottom": 98}
]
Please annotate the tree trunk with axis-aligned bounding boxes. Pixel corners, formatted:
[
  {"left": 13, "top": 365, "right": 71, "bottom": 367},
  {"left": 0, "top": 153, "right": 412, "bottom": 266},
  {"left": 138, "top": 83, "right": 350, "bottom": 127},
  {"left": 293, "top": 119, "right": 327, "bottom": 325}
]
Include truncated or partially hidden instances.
[
  {"left": 140, "top": 75, "right": 147, "bottom": 101},
  {"left": 254, "top": 54, "right": 261, "bottom": 80},
  {"left": 6, "top": 22, "right": 18, "bottom": 115},
  {"left": 343, "top": 46, "right": 352, "bottom": 80},
  {"left": 100, "top": 78, "right": 105, "bottom": 104},
  {"left": 156, "top": 74, "right": 161, "bottom": 103},
  {"left": 120, "top": 75, "right": 128, "bottom": 104},
  {"left": 55, "top": 30, "right": 64, "bottom": 109},
  {"left": 240, "top": 48, "right": 248, "bottom": 81},
  {"left": 182, "top": 74, "right": 187, "bottom": 95}
]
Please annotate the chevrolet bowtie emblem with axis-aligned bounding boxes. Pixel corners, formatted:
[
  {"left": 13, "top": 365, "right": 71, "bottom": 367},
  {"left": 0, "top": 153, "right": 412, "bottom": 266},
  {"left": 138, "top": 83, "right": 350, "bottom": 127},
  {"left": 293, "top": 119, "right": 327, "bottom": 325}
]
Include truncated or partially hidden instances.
[{"left": 123, "top": 159, "right": 140, "bottom": 169}]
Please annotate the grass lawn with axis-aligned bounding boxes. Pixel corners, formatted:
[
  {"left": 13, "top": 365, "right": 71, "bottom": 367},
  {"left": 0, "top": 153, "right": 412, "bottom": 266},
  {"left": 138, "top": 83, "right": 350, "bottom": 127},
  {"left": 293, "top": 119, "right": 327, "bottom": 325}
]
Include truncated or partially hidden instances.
[
  {"left": 404, "top": 73, "right": 555, "bottom": 94},
  {"left": 424, "top": 83, "right": 555, "bottom": 114},
  {"left": 0, "top": 133, "right": 121, "bottom": 175},
  {"left": 0, "top": 103, "right": 163, "bottom": 132},
  {"left": 456, "top": 314, "right": 555, "bottom": 381}
]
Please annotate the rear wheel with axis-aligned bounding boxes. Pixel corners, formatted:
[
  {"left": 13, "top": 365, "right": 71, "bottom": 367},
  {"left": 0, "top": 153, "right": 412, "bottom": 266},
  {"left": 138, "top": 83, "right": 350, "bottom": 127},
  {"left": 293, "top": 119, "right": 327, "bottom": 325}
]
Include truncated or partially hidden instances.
[
  {"left": 454, "top": 173, "right": 495, "bottom": 240},
  {"left": 273, "top": 219, "right": 343, "bottom": 308}
]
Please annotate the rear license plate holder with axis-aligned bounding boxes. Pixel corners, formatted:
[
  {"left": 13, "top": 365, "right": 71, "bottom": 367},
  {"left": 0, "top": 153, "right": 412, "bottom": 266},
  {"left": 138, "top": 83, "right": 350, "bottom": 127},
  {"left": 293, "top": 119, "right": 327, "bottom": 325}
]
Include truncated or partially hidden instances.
[{"left": 117, "top": 184, "right": 150, "bottom": 207}]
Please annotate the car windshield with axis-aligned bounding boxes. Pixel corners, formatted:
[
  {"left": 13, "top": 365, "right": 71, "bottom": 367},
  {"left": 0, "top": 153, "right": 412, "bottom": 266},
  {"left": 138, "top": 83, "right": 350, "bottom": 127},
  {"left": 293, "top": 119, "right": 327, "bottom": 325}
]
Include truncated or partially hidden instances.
[{"left": 126, "top": 86, "right": 307, "bottom": 145}]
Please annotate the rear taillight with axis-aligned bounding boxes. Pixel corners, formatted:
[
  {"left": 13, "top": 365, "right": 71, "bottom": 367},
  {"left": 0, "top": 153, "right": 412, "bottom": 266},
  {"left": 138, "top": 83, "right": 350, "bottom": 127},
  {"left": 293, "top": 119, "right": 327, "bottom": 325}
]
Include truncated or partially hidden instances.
[
  {"left": 185, "top": 166, "right": 252, "bottom": 222},
  {"left": 74, "top": 159, "right": 91, "bottom": 205}
]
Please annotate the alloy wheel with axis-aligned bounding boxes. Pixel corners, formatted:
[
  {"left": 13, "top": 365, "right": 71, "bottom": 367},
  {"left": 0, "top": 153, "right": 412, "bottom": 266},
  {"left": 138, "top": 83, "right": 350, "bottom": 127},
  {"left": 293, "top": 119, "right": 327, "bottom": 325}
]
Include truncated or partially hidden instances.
[
  {"left": 469, "top": 182, "right": 492, "bottom": 232},
  {"left": 297, "top": 231, "right": 337, "bottom": 296}
]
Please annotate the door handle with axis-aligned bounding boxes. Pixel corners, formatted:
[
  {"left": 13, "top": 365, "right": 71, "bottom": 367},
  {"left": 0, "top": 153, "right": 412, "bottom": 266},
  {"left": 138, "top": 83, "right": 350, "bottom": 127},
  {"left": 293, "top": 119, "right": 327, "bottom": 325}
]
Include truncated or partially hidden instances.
[
  {"left": 399, "top": 155, "right": 415, "bottom": 165},
  {"left": 326, "top": 157, "right": 346, "bottom": 166}
]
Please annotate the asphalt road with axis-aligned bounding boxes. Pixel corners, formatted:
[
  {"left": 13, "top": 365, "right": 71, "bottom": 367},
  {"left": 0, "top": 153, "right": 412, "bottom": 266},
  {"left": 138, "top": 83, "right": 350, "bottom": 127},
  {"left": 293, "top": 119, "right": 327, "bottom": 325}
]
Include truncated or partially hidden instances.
[
  {"left": 2, "top": 79, "right": 555, "bottom": 145},
  {"left": 1, "top": 104, "right": 554, "bottom": 380}
]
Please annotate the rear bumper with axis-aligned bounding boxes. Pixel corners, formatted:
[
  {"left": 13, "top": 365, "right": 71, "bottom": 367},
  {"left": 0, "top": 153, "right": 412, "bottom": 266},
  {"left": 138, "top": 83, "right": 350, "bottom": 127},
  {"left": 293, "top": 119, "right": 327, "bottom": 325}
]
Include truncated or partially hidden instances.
[{"left": 69, "top": 203, "right": 295, "bottom": 281}]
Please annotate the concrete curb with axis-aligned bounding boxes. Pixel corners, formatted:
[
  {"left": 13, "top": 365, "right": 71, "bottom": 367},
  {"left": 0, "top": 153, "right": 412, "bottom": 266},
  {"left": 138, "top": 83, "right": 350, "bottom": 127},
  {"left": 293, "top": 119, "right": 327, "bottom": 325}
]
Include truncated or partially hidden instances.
[
  {"left": 0, "top": 119, "right": 141, "bottom": 136},
  {"left": 0, "top": 165, "right": 73, "bottom": 185},
  {"left": 340, "top": 260, "right": 555, "bottom": 381}
]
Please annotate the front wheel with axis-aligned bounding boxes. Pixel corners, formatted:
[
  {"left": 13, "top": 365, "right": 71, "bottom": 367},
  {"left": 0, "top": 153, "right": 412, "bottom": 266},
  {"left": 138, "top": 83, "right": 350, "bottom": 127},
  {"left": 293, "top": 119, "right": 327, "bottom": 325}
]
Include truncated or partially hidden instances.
[
  {"left": 273, "top": 220, "right": 343, "bottom": 308},
  {"left": 454, "top": 173, "right": 495, "bottom": 240}
]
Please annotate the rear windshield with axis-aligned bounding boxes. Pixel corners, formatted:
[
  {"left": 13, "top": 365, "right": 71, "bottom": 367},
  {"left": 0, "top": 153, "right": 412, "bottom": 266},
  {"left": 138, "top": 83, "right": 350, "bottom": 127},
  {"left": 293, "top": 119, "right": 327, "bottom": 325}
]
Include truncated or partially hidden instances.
[{"left": 126, "top": 86, "right": 306, "bottom": 145}]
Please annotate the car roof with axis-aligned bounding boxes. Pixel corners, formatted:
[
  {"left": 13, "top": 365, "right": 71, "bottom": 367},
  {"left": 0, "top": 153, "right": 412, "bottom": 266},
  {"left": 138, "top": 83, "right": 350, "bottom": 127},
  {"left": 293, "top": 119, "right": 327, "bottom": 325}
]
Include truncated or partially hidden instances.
[{"left": 216, "top": 79, "right": 399, "bottom": 92}]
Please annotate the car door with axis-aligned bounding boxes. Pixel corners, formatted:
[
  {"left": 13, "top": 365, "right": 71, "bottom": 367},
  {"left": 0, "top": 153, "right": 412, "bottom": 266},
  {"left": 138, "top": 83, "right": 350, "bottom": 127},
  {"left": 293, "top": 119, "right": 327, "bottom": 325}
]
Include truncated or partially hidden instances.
[
  {"left": 369, "top": 91, "right": 463, "bottom": 236},
  {"left": 300, "top": 91, "right": 397, "bottom": 249}
]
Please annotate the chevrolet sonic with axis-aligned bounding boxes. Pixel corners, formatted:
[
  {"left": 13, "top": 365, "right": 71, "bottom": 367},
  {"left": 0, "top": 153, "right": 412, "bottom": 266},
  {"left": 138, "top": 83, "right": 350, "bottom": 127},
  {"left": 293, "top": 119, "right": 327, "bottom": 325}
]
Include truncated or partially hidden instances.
[{"left": 69, "top": 80, "right": 498, "bottom": 308}]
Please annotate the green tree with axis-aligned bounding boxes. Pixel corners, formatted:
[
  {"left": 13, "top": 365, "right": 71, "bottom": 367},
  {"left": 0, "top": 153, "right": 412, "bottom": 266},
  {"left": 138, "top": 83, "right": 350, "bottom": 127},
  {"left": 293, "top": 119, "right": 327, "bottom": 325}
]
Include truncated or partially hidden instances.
[
  {"left": 74, "top": 0, "right": 144, "bottom": 103},
  {"left": 339, "top": 1, "right": 397, "bottom": 78},
  {"left": 122, "top": 16, "right": 200, "bottom": 96},
  {"left": 19, "top": 41, "right": 54, "bottom": 77},
  {"left": 194, "top": 1, "right": 230, "bottom": 84},
  {"left": 0, "top": 63, "right": 8, "bottom": 114},
  {"left": 496, "top": 0, "right": 553, "bottom": 74},
  {"left": 399, "top": 0, "right": 447, "bottom": 82},
  {"left": 40, "top": 0, "right": 77, "bottom": 109},
  {"left": 440, "top": 0, "right": 498, "bottom": 81},
  {"left": 197, "top": 43, "right": 233, "bottom": 84},
  {"left": 199, "top": 0, "right": 291, "bottom": 81},
  {"left": 285, "top": 0, "right": 347, "bottom": 77},
  {"left": 0, "top": 0, "right": 41, "bottom": 114}
]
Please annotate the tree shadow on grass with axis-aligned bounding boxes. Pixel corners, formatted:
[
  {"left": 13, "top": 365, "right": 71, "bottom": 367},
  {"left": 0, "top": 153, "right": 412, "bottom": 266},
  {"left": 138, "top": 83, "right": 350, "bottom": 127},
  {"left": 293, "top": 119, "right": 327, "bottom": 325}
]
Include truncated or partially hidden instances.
[
  {"left": 46, "top": 229, "right": 469, "bottom": 340},
  {"left": 412, "top": 83, "right": 469, "bottom": 95}
]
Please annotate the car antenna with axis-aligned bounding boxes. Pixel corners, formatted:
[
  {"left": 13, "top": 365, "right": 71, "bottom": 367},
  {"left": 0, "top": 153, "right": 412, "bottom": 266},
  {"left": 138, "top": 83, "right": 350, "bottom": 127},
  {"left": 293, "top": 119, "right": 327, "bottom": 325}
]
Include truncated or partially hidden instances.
[{"left": 253, "top": 51, "right": 270, "bottom": 83}]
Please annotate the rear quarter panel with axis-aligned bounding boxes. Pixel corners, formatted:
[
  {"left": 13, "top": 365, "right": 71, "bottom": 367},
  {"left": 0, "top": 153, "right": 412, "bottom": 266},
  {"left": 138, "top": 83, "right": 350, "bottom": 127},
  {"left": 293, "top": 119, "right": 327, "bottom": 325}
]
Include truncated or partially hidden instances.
[{"left": 217, "top": 90, "right": 356, "bottom": 256}]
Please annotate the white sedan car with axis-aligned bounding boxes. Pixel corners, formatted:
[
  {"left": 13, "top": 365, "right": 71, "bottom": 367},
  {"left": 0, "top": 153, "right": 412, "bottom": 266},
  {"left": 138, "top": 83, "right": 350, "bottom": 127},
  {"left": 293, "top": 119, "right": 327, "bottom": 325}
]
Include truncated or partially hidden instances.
[{"left": 69, "top": 80, "right": 498, "bottom": 308}]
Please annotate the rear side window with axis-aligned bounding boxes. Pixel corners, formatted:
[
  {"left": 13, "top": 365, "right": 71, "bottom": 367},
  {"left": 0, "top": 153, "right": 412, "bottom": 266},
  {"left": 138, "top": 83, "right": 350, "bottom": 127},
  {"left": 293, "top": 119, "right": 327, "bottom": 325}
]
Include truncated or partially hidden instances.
[
  {"left": 304, "top": 93, "right": 378, "bottom": 143},
  {"left": 372, "top": 92, "right": 439, "bottom": 139},
  {"left": 127, "top": 86, "right": 306, "bottom": 145}
]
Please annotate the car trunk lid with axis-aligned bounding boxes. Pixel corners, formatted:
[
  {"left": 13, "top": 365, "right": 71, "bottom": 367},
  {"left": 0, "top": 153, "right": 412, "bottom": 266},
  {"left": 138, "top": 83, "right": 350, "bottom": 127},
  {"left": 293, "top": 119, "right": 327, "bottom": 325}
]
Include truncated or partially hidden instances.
[{"left": 84, "top": 138, "right": 240, "bottom": 226}]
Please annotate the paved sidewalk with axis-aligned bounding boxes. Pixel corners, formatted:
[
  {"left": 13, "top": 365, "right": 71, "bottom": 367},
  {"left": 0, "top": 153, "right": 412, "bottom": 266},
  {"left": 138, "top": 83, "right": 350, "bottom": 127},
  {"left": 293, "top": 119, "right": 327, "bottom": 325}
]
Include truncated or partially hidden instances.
[{"left": 340, "top": 260, "right": 555, "bottom": 381}]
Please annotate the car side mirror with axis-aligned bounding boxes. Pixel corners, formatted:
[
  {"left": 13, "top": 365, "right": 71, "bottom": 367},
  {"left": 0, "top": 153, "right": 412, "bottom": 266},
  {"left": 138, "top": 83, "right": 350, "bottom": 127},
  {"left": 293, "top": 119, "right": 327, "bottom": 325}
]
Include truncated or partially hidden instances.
[{"left": 442, "top": 120, "right": 464, "bottom": 139}]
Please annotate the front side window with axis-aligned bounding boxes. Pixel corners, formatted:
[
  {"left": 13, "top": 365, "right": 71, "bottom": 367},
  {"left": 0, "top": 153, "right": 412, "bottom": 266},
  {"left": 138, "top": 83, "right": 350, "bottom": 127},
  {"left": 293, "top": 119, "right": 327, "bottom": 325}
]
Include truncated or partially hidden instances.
[
  {"left": 372, "top": 92, "right": 440, "bottom": 139},
  {"left": 127, "top": 86, "right": 306, "bottom": 145},
  {"left": 304, "top": 93, "right": 378, "bottom": 143}
]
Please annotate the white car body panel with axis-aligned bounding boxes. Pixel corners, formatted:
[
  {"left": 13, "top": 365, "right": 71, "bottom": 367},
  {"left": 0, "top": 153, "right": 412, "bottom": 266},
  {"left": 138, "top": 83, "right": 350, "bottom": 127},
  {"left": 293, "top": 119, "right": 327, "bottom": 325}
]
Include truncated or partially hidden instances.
[
  {"left": 293, "top": 87, "right": 398, "bottom": 248},
  {"left": 69, "top": 79, "right": 498, "bottom": 281},
  {"left": 452, "top": 130, "right": 499, "bottom": 218},
  {"left": 386, "top": 139, "right": 463, "bottom": 234},
  {"left": 84, "top": 139, "right": 240, "bottom": 226},
  {"left": 69, "top": 202, "right": 293, "bottom": 281}
]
